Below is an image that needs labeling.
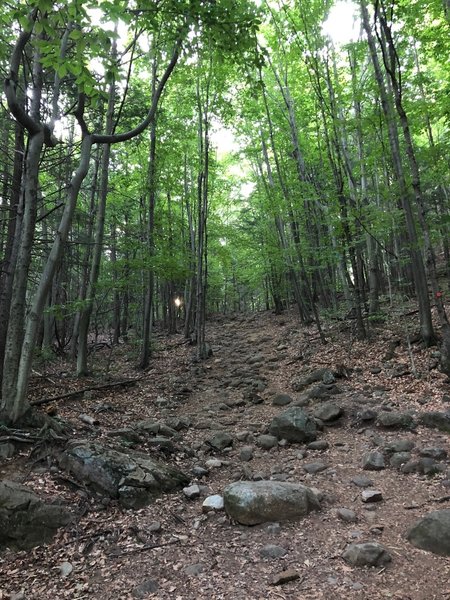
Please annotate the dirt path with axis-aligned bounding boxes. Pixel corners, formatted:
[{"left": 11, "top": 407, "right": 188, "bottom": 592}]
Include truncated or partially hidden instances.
[{"left": 1, "top": 310, "right": 449, "bottom": 599}]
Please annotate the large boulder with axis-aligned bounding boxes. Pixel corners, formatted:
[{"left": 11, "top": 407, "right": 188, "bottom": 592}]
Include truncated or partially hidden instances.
[
  {"left": 59, "top": 441, "right": 189, "bottom": 509},
  {"left": 0, "top": 480, "right": 72, "bottom": 550},
  {"left": 407, "top": 510, "right": 450, "bottom": 556},
  {"left": 223, "top": 480, "right": 320, "bottom": 526},
  {"left": 269, "top": 407, "right": 317, "bottom": 443}
]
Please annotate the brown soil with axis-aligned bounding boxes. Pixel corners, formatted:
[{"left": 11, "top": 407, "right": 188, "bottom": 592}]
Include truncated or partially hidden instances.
[{"left": 1, "top": 307, "right": 449, "bottom": 600}]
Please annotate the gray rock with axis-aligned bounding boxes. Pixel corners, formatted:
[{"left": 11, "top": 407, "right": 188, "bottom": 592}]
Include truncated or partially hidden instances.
[
  {"left": 135, "top": 420, "right": 161, "bottom": 435},
  {"left": 183, "top": 484, "right": 201, "bottom": 500},
  {"left": 313, "top": 402, "right": 343, "bottom": 423},
  {"left": 384, "top": 439, "right": 415, "bottom": 453},
  {"left": 272, "top": 393, "right": 293, "bottom": 407},
  {"left": 183, "top": 563, "right": 205, "bottom": 576},
  {"left": 191, "top": 466, "right": 209, "bottom": 478},
  {"left": 58, "top": 562, "right": 73, "bottom": 577},
  {"left": 256, "top": 434, "right": 279, "bottom": 449},
  {"left": 420, "top": 411, "right": 450, "bottom": 433},
  {"left": 377, "top": 411, "right": 415, "bottom": 429},
  {"left": 359, "top": 409, "right": 378, "bottom": 422},
  {"left": 337, "top": 508, "right": 358, "bottom": 523},
  {"left": 240, "top": 446, "right": 254, "bottom": 462},
  {"left": 107, "top": 428, "right": 143, "bottom": 443},
  {"left": 362, "top": 451, "right": 385, "bottom": 471},
  {"left": 343, "top": 542, "right": 391, "bottom": 567},
  {"left": 390, "top": 452, "right": 412, "bottom": 468},
  {"left": 133, "top": 579, "right": 159, "bottom": 597},
  {"left": 206, "top": 431, "right": 233, "bottom": 451},
  {"left": 407, "top": 510, "right": 450, "bottom": 556},
  {"left": 307, "top": 440, "right": 329, "bottom": 451},
  {"left": 419, "top": 447, "right": 448, "bottom": 460},
  {"left": 266, "top": 522, "right": 282, "bottom": 534},
  {"left": 0, "top": 480, "right": 72, "bottom": 550},
  {"left": 292, "top": 369, "right": 332, "bottom": 392},
  {"left": 205, "top": 458, "right": 223, "bottom": 469},
  {"left": 361, "top": 489, "right": 383, "bottom": 503},
  {"left": 58, "top": 442, "right": 188, "bottom": 509},
  {"left": 223, "top": 480, "right": 320, "bottom": 526},
  {"left": 202, "top": 495, "right": 224, "bottom": 512},
  {"left": 308, "top": 384, "right": 339, "bottom": 400},
  {"left": 322, "top": 370, "right": 336, "bottom": 385},
  {"left": 303, "top": 462, "right": 328, "bottom": 474},
  {"left": 259, "top": 544, "right": 288, "bottom": 558},
  {"left": 165, "top": 416, "right": 191, "bottom": 431},
  {"left": 351, "top": 475, "right": 374, "bottom": 488},
  {"left": 401, "top": 458, "right": 445, "bottom": 475},
  {"left": 269, "top": 407, "right": 317, "bottom": 443}
]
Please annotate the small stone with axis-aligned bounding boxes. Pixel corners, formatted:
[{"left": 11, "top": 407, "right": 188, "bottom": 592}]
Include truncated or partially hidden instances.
[
  {"left": 313, "top": 402, "right": 343, "bottom": 423},
  {"left": 148, "top": 521, "right": 161, "bottom": 532},
  {"left": 369, "top": 525, "right": 384, "bottom": 535},
  {"left": 191, "top": 466, "right": 209, "bottom": 478},
  {"left": 303, "top": 462, "right": 328, "bottom": 474},
  {"left": 259, "top": 544, "right": 288, "bottom": 558},
  {"left": 351, "top": 476, "right": 374, "bottom": 488},
  {"left": 343, "top": 542, "right": 391, "bottom": 567},
  {"left": 183, "top": 484, "right": 201, "bottom": 500},
  {"left": 239, "top": 446, "right": 254, "bottom": 462},
  {"left": 206, "top": 431, "right": 233, "bottom": 451},
  {"left": 58, "top": 561, "right": 73, "bottom": 577},
  {"left": 272, "top": 393, "right": 293, "bottom": 406},
  {"left": 10, "top": 593, "right": 26, "bottom": 600},
  {"left": 361, "top": 489, "right": 383, "bottom": 503},
  {"left": 307, "top": 440, "right": 329, "bottom": 451},
  {"left": 133, "top": 579, "right": 159, "bottom": 597},
  {"left": 271, "top": 569, "right": 300, "bottom": 586},
  {"left": 205, "top": 459, "right": 222, "bottom": 469},
  {"left": 256, "top": 434, "right": 279, "bottom": 449},
  {"left": 183, "top": 563, "right": 205, "bottom": 576},
  {"left": 362, "top": 451, "right": 385, "bottom": 471},
  {"left": 390, "top": 452, "right": 411, "bottom": 468},
  {"left": 337, "top": 508, "right": 358, "bottom": 523},
  {"left": 266, "top": 522, "right": 282, "bottom": 534},
  {"left": 359, "top": 409, "right": 378, "bottom": 421},
  {"left": 202, "top": 495, "right": 224, "bottom": 513},
  {"left": 322, "top": 370, "right": 336, "bottom": 384}
]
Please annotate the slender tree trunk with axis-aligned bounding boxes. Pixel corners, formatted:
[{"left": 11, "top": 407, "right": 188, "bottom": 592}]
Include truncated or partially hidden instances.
[
  {"left": 0, "top": 121, "right": 24, "bottom": 386},
  {"left": 360, "top": 0, "right": 435, "bottom": 344},
  {"left": 77, "top": 68, "right": 116, "bottom": 376}
]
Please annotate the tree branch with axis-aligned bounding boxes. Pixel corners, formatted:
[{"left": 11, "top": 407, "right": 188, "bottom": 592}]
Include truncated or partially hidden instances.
[
  {"left": 92, "top": 40, "right": 181, "bottom": 145},
  {"left": 4, "top": 9, "right": 42, "bottom": 135}
]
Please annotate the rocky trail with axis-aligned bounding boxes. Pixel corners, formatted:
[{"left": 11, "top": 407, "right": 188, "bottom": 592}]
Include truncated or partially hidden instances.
[{"left": 1, "top": 309, "right": 450, "bottom": 599}]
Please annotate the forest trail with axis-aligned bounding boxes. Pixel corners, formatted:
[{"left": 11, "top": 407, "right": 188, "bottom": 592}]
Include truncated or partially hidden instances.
[{"left": 1, "top": 309, "right": 450, "bottom": 599}]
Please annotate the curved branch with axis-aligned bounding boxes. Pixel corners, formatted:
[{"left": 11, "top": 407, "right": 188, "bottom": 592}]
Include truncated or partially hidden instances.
[
  {"left": 92, "top": 39, "right": 181, "bottom": 145},
  {"left": 4, "top": 8, "right": 41, "bottom": 135}
]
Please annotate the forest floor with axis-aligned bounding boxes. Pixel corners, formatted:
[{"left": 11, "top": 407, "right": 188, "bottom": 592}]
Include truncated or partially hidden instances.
[{"left": 1, "top": 304, "right": 450, "bottom": 600}]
